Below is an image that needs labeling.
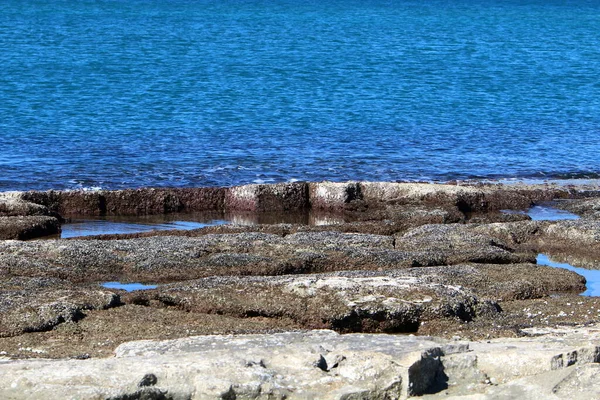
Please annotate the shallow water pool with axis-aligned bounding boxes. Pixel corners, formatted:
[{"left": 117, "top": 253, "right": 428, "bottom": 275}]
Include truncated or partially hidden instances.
[
  {"left": 101, "top": 282, "right": 158, "bottom": 292},
  {"left": 537, "top": 254, "right": 600, "bottom": 297},
  {"left": 502, "top": 204, "right": 580, "bottom": 221},
  {"left": 526, "top": 205, "right": 580, "bottom": 221}
]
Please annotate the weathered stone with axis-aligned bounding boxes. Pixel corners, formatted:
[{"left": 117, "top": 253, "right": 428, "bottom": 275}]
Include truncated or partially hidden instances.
[
  {"left": 225, "top": 182, "right": 309, "bottom": 212},
  {"left": 131, "top": 272, "right": 491, "bottom": 333},
  {"left": 395, "top": 224, "right": 535, "bottom": 265},
  {"left": 470, "top": 220, "right": 545, "bottom": 246},
  {"left": 0, "top": 330, "right": 448, "bottom": 399},
  {"left": 0, "top": 216, "right": 60, "bottom": 240},
  {"left": 0, "top": 277, "right": 120, "bottom": 337},
  {"left": 358, "top": 182, "right": 534, "bottom": 212},
  {"left": 0, "top": 192, "right": 50, "bottom": 217},
  {"left": 172, "top": 187, "right": 226, "bottom": 212},
  {"left": 0, "top": 227, "right": 537, "bottom": 283},
  {"left": 103, "top": 189, "right": 183, "bottom": 215},
  {"left": 554, "top": 197, "right": 600, "bottom": 219},
  {"left": 20, "top": 188, "right": 227, "bottom": 217},
  {"left": 21, "top": 190, "right": 105, "bottom": 216},
  {"left": 425, "top": 325, "right": 600, "bottom": 399},
  {"left": 391, "top": 263, "right": 586, "bottom": 301},
  {"left": 541, "top": 220, "right": 600, "bottom": 247},
  {"left": 3, "top": 324, "right": 600, "bottom": 399},
  {"left": 308, "top": 181, "right": 362, "bottom": 211},
  {"left": 2, "top": 181, "right": 600, "bottom": 399}
]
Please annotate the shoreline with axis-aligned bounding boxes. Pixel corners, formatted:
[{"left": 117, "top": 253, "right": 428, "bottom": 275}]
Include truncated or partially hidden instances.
[{"left": 2, "top": 181, "right": 600, "bottom": 398}]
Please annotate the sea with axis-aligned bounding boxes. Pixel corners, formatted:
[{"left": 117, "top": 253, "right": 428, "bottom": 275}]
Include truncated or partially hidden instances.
[{"left": 1, "top": 0, "right": 599, "bottom": 191}]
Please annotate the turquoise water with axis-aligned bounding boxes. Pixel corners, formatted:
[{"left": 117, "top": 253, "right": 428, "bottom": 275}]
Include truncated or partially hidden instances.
[{"left": 2, "top": 0, "right": 600, "bottom": 190}]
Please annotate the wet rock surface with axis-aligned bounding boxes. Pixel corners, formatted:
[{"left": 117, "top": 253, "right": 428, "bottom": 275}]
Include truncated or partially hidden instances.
[{"left": 2, "top": 181, "right": 600, "bottom": 398}]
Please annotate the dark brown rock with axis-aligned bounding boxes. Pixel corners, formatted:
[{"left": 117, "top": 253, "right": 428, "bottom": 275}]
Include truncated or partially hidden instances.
[
  {"left": 21, "top": 190, "right": 104, "bottom": 216},
  {"left": 21, "top": 188, "right": 227, "bottom": 217},
  {"left": 175, "top": 187, "right": 226, "bottom": 212},
  {"left": 395, "top": 224, "right": 535, "bottom": 265},
  {"left": 0, "top": 227, "right": 536, "bottom": 284},
  {"left": 0, "top": 216, "right": 61, "bottom": 240}
]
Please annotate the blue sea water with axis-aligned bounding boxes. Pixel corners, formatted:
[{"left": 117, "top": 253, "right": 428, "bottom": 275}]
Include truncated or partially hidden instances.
[{"left": 1, "top": 0, "right": 600, "bottom": 191}]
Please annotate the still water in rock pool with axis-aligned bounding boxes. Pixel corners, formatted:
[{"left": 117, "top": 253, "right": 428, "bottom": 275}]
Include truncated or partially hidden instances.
[
  {"left": 537, "top": 254, "right": 600, "bottom": 297},
  {"left": 61, "top": 216, "right": 228, "bottom": 238},
  {"left": 101, "top": 282, "right": 158, "bottom": 292},
  {"left": 526, "top": 205, "right": 580, "bottom": 221},
  {"left": 502, "top": 204, "right": 580, "bottom": 221}
]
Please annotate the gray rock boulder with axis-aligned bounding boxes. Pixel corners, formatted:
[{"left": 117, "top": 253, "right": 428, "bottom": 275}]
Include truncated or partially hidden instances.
[{"left": 0, "top": 330, "right": 448, "bottom": 400}]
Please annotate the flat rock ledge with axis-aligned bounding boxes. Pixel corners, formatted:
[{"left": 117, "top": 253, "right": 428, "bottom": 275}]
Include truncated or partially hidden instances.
[
  {"left": 3, "top": 181, "right": 600, "bottom": 398},
  {"left": 1, "top": 325, "right": 600, "bottom": 400}
]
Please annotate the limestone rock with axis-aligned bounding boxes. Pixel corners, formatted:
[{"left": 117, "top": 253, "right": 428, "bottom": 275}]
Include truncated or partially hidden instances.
[
  {"left": 0, "top": 330, "right": 448, "bottom": 400},
  {"left": 308, "top": 181, "right": 362, "bottom": 211}
]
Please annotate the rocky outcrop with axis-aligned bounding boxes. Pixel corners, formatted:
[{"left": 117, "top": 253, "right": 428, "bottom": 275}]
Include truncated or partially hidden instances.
[
  {"left": 0, "top": 228, "right": 537, "bottom": 283},
  {"left": 125, "top": 262, "right": 586, "bottom": 333},
  {"left": 0, "top": 277, "right": 120, "bottom": 337},
  {"left": 0, "top": 330, "right": 449, "bottom": 399},
  {"left": 128, "top": 273, "right": 493, "bottom": 333},
  {"left": 554, "top": 197, "right": 600, "bottom": 219},
  {"left": 0, "top": 192, "right": 51, "bottom": 217},
  {"left": 2, "top": 181, "right": 600, "bottom": 397},
  {"left": 2, "top": 325, "right": 600, "bottom": 399},
  {"left": 0, "top": 216, "right": 60, "bottom": 240},
  {"left": 423, "top": 324, "right": 600, "bottom": 399},
  {"left": 11, "top": 181, "right": 596, "bottom": 219},
  {"left": 530, "top": 219, "right": 600, "bottom": 265}
]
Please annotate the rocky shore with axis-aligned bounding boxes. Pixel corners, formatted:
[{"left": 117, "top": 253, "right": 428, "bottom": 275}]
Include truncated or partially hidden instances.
[{"left": 1, "top": 181, "right": 600, "bottom": 398}]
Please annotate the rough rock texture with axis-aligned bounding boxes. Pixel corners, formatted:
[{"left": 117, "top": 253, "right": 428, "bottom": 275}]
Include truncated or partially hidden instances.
[
  {"left": 2, "top": 325, "right": 600, "bottom": 399},
  {"left": 0, "top": 277, "right": 119, "bottom": 337},
  {"left": 0, "top": 228, "right": 538, "bottom": 283},
  {"left": 555, "top": 197, "right": 600, "bottom": 219},
  {"left": 395, "top": 224, "right": 535, "bottom": 266},
  {"left": 0, "top": 192, "right": 51, "bottom": 217},
  {"left": 125, "top": 264, "right": 584, "bottom": 333},
  {"left": 20, "top": 187, "right": 229, "bottom": 216},
  {"left": 11, "top": 180, "right": 595, "bottom": 219},
  {"left": 531, "top": 219, "right": 600, "bottom": 266},
  {"left": 422, "top": 324, "right": 600, "bottom": 399},
  {"left": 225, "top": 182, "right": 309, "bottom": 212},
  {"left": 0, "top": 330, "right": 451, "bottom": 399},
  {"left": 2, "top": 182, "right": 600, "bottom": 397},
  {"left": 128, "top": 273, "right": 494, "bottom": 333},
  {"left": 0, "top": 216, "right": 61, "bottom": 240}
]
